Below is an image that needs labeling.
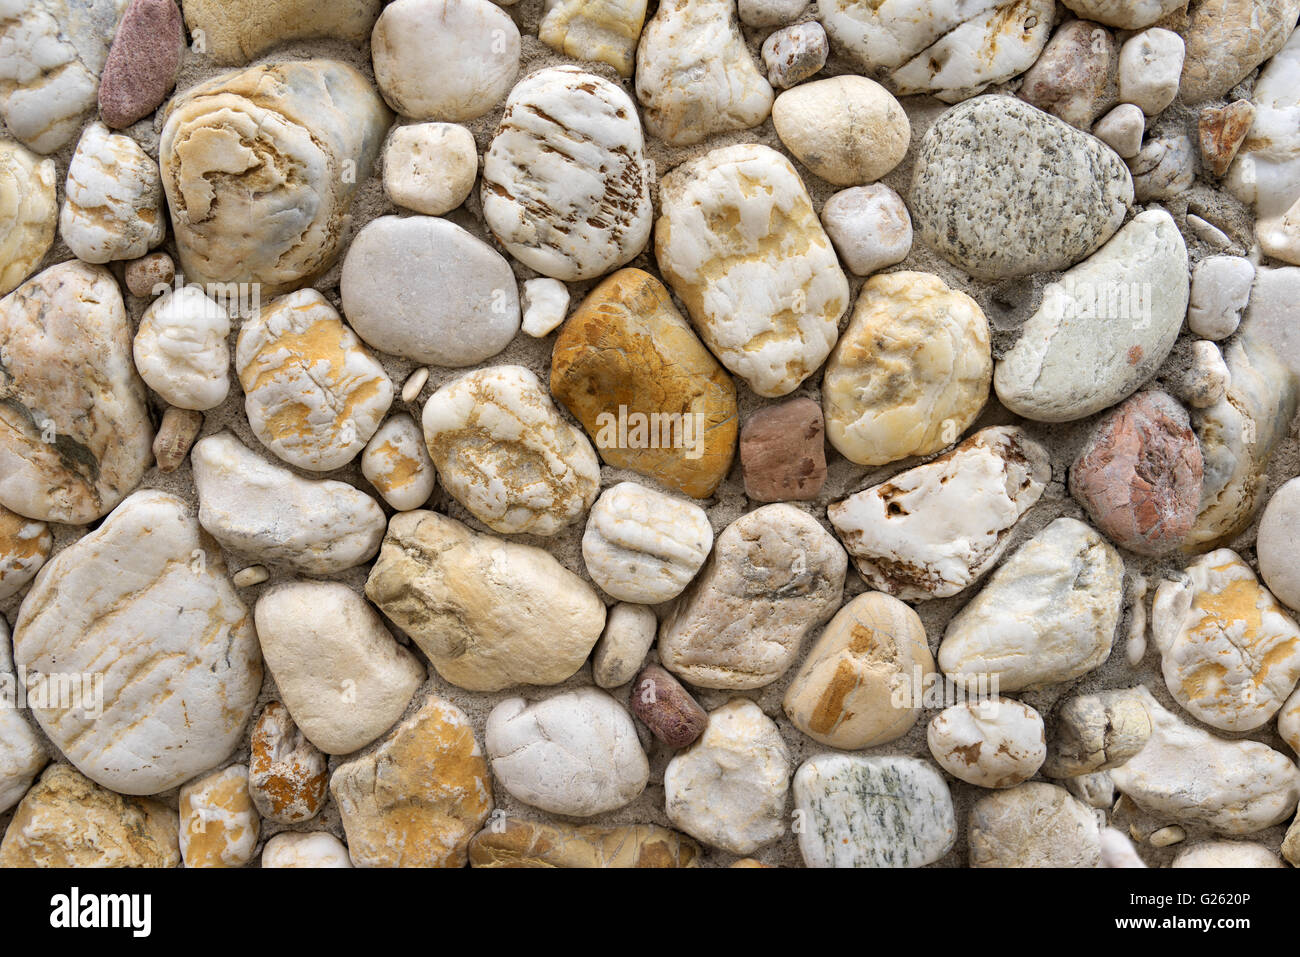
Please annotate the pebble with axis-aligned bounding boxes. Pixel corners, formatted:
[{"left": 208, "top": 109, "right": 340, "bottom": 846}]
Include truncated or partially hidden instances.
[
  {"left": 1069, "top": 391, "right": 1204, "bottom": 556},
  {"left": 823, "top": 271, "right": 991, "bottom": 467},
  {"left": 331, "top": 696, "right": 493, "bottom": 868},
  {"left": 423, "top": 366, "right": 600, "bottom": 535},
  {"left": 819, "top": 184, "right": 912, "bottom": 278},
  {"left": 0, "top": 261, "right": 153, "bottom": 524},
  {"left": 911, "top": 95, "right": 1133, "bottom": 280},
  {"left": 1148, "top": 825, "right": 1185, "bottom": 848},
  {"left": 1060, "top": 0, "right": 1183, "bottom": 29},
  {"left": 0, "top": 141, "right": 55, "bottom": 296},
  {"left": 1128, "top": 135, "right": 1195, "bottom": 201},
  {"left": 179, "top": 765, "right": 259, "bottom": 869},
  {"left": 469, "top": 819, "right": 701, "bottom": 868},
  {"left": 591, "top": 602, "right": 657, "bottom": 689},
  {"left": 236, "top": 288, "right": 393, "bottom": 472},
  {"left": 771, "top": 76, "right": 910, "bottom": 186},
  {"left": 401, "top": 367, "right": 429, "bottom": 404},
  {"left": 487, "top": 689, "right": 649, "bottom": 816},
  {"left": 1151, "top": 549, "right": 1300, "bottom": 732},
  {"left": 1259, "top": 479, "right": 1300, "bottom": 613},
  {"left": 1092, "top": 103, "right": 1145, "bottom": 159},
  {"left": 0, "top": 620, "right": 45, "bottom": 812},
  {"left": 1188, "top": 255, "right": 1253, "bottom": 340},
  {"left": 98, "top": 0, "right": 183, "bottom": 128},
  {"left": 13, "top": 490, "right": 261, "bottom": 795},
  {"left": 160, "top": 60, "right": 389, "bottom": 297},
  {"left": 539, "top": 0, "right": 647, "bottom": 77},
  {"left": 191, "top": 432, "right": 386, "bottom": 574},
  {"left": 247, "top": 702, "right": 327, "bottom": 824},
  {"left": 664, "top": 699, "right": 790, "bottom": 855},
  {"left": 828, "top": 426, "right": 1050, "bottom": 601},
  {"left": 1110, "top": 687, "right": 1300, "bottom": 834},
  {"left": 1180, "top": 0, "right": 1300, "bottom": 104},
  {"left": 365, "top": 511, "right": 606, "bottom": 692},
  {"left": 994, "top": 209, "right": 1189, "bottom": 422},
  {"left": 631, "top": 665, "right": 707, "bottom": 749},
  {"left": 122, "top": 251, "right": 174, "bottom": 297},
  {"left": 132, "top": 286, "right": 231, "bottom": 411},
  {"left": 341, "top": 215, "right": 519, "bottom": 366},
  {"left": 655, "top": 143, "right": 849, "bottom": 397},
  {"left": 262, "top": 832, "right": 353, "bottom": 869},
  {"left": 793, "top": 754, "right": 956, "bottom": 868},
  {"left": 360, "top": 413, "right": 436, "bottom": 511},
  {"left": 1199, "top": 100, "right": 1255, "bottom": 178},
  {"left": 927, "top": 698, "right": 1046, "bottom": 789},
  {"left": 254, "top": 581, "right": 425, "bottom": 754},
  {"left": 761, "top": 22, "right": 828, "bottom": 90},
  {"left": 520, "top": 277, "right": 569, "bottom": 338},
  {"left": 0, "top": 0, "right": 122, "bottom": 153},
  {"left": 739, "top": 397, "right": 826, "bottom": 502},
  {"left": 582, "top": 482, "right": 711, "bottom": 603},
  {"left": 152, "top": 406, "right": 202, "bottom": 473},
  {"left": 1242, "top": 267, "right": 1300, "bottom": 378},
  {"left": 1019, "top": 19, "right": 1118, "bottom": 130},
  {"left": 0, "top": 765, "right": 179, "bottom": 868},
  {"left": 483, "top": 67, "right": 653, "bottom": 281},
  {"left": 1186, "top": 213, "right": 1234, "bottom": 250},
  {"left": 969, "top": 783, "right": 1101, "bottom": 868},
  {"left": 635, "top": 0, "right": 772, "bottom": 146},
  {"left": 659, "top": 504, "right": 846, "bottom": 689},
  {"left": 231, "top": 565, "right": 267, "bottom": 588},
  {"left": 1172, "top": 842, "right": 1285, "bottom": 868},
  {"left": 371, "top": 0, "right": 519, "bottom": 121},
  {"left": 1179, "top": 339, "right": 1230, "bottom": 409},
  {"left": 738, "top": 0, "right": 805, "bottom": 27},
  {"left": 0, "top": 505, "right": 51, "bottom": 601},
  {"left": 182, "top": 0, "right": 381, "bottom": 64},
  {"left": 1042, "top": 690, "right": 1152, "bottom": 778},
  {"left": 1125, "top": 574, "right": 1150, "bottom": 665},
  {"left": 939, "top": 518, "right": 1123, "bottom": 692},
  {"left": 1118, "top": 28, "right": 1184, "bottom": 116},
  {"left": 382, "top": 122, "right": 477, "bottom": 216},
  {"left": 60, "top": 122, "right": 164, "bottom": 264},
  {"left": 550, "top": 268, "right": 739, "bottom": 499},
  {"left": 783, "top": 591, "right": 932, "bottom": 750}
]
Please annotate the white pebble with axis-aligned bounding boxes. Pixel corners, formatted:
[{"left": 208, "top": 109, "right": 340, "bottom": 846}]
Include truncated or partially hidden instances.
[
  {"left": 761, "top": 22, "right": 828, "bottom": 90},
  {"left": 1092, "top": 103, "right": 1145, "bottom": 159},
  {"left": 591, "top": 603, "right": 657, "bottom": 689},
  {"left": 738, "top": 0, "right": 806, "bottom": 27},
  {"left": 820, "top": 184, "right": 913, "bottom": 277},
  {"left": 132, "top": 286, "right": 232, "bottom": 411},
  {"left": 1180, "top": 339, "right": 1230, "bottom": 409},
  {"left": 232, "top": 565, "right": 269, "bottom": 588},
  {"left": 521, "top": 277, "right": 570, "bottom": 337},
  {"left": 1188, "top": 255, "right": 1254, "bottom": 339},
  {"left": 401, "top": 366, "right": 430, "bottom": 403},
  {"left": 383, "top": 122, "right": 478, "bottom": 215},
  {"left": 1119, "top": 28, "right": 1185, "bottom": 115}
]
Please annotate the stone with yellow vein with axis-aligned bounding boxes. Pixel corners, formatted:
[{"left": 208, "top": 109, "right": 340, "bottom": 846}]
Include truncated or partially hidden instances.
[
  {"left": 0, "top": 140, "right": 56, "bottom": 296},
  {"left": 0, "top": 503, "right": 51, "bottom": 601},
  {"left": 60, "top": 122, "right": 165, "bottom": 264},
  {"left": 361, "top": 413, "right": 435, "bottom": 511},
  {"left": 469, "top": 818, "right": 700, "bottom": 867},
  {"left": 539, "top": 0, "right": 648, "bottom": 78},
  {"left": 179, "top": 765, "right": 260, "bottom": 868}
]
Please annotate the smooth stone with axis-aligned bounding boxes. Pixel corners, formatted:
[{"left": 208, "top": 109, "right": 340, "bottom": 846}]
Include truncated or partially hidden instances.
[
  {"left": 539, "top": 0, "right": 648, "bottom": 77},
  {"left": 98, "top": 0, "right": 183, "bottom": 128},
  {"left": 382, "top": 122, "right": 477, "bottom": 216},
  {"left": 739, "top": 397, "right": 827, "bottom": 502},
  {"left": 262, "top": 832, "right": 352, "bottom": 868},
  {"left": 771, "top": 76, "right": 910, "bottom": 186},
  {"left": 820, "top": 184, "right": 913, "bottom": 277},
  {"left": 1179, "top": 339, "right": 1230, "bottom": 409},
  {"left": 365, "top": 511, "right": 606, "bottom": 692},
  {"left": 1092, "top": 103, "right": 1145, "bottom": 159},
  {"left": 469, "top": 818, "right": 700, "bottom": 868},
  {"left": 969, "top": 783, "right": 1101, "bottom": 868},
  {"left": 928, "top": 698, "right": 1045, "bottom": 789},
  {"left": 591, "top": 602, "right": 656, "bottom": 689},
  {"left": 360, "top": 413, "right": 436, "bottom": 511},
  {"left": 994, "top": 209, "right": 1188, "bottom": 423},
  {"left": 827, "top": 426, "right": 1050, "bottom": 601},
  {"left": 1259, "top": 478, "right": 1300, "bottom": 613},
  {"left": 655, "top": 143, "right": 849, "bottom": 397},
  {"left": 179, "top": 765, "right": 259, "bottom": 868},
  {"left": 0, "top": 505, "right": 51, "bottom": 601},
  {"left": 254, "top": 582, "right": 425, "bottom": 755},
  {"left": 1199, "top": 100, "right": 1255, "bottom": 178},
  {"left": 1282, "top": 687, "right": 1300, "bottom": 754},
  {"left": 1069, "top": 391, "right": 1203, "bottom": 556},
  {"left": 823, "top": 271, "right": 990, "bottom": 467},
  {"left": 483, "top": 66, "right": 653, "bottom": 281},
  {"left": 520, "top": 278, "right": 569, "bottom": 337},
  {"left": 938, "top": 518, "right": 1123, "bottom": 692},
  {"left": 635, "top": 0, "right": 772, "bottom": 146},
  {"left": 0, "top": 262, "right": 152, "bottom": 524},
  {"left": 582, "top": 482, "right": 712, "bottom": 604},
  {"left": 1041, "top": 689, "right": 1152, "bottom": 777},
  {"left": 331, "top": 696, "right": 493, "bottom": 868},
  {"left": 182, "top": 0, "right": 381, "bottom": 64},
  {"left": 1173, "top": 842, "right": 1286, "bottom": 868},
  {"left": 794, "top": 753, "right": 956, "bottom": 868},
  {"left": 762, "top": 22, "right": 828, "bottom": 90},
  {"left": 1242, "top": 268, "right": 1300, "bottom": 378},
  {"left": 1118, "top": 28, "right": 1184, "bottom": 116},
  {"left": 191, "top": 432, "right": 386, "bottom": 574},
  {"left": 151, "top": 406, "right": 202, "bottom": 473},
  {"left": 133, "top": 286, "right": 231, "bottom": 410},
  {"left": 248, "top": 701, "right": 327, "bottom": 824},
  {"left": 1019, "top": 19, "right": 1118, "bottom": 130},
  {"left": 1128, "top": 135, "right": 1195, "bottom": 201},
  {"left": 659, "top": 504, "right": 846, "bottom": 690},
  {"left": 486, "top": 689, "right": 649, "bottom": 816},
  {"left": 423, "top": 365, "right": 600, "bottom": 535},
  {"left": 0, "top": 619, "right": 46, "bottom": 812},
  {"left": 372, "top": 0, "right": 519, "bottom": 121},
  {"left": 1188, "top": 255, "right": 1253, "bottom": 340},
  {"left": 0, "top": 765, "right": 178, "bottom": 868},
  {"left": 630, "top": 664, "right": 707, "bottom": 749},
  {"left": 1060, "top": 0, "right": 1183, "bottom": 29},
  {"left": 0, "top": 140, "right": 55, "bottom": 296},
  {"left": 60, "top": 121, "right": 164, "bottom": 263},
  {"left": 783, "top": 592, "right": 932, "bottom": 750},
  {"left": 910, "top": 95, "right": 1132, "bottom": 280},
  {"left": 341, "top": 215, "right": 520, "bottom": 367},
  {"left": 550, "top": 268, "right": 739, "bottom": 499},
  {"left": 160, "top": 60, "right": 390, "bottom": 297},
  {"left": 1180, "top": 0, "right": 1300, "bottom": 104},
  {"left": 664, "top": 699, "right": 790, "bottom": 855},
  {"left": 123, "top": 251, "right": 173, "bottom": 297},
  {"left": 13, "top": 490, "right": 261, "bottom": 795},
  {"left": 738, "top": 0, "right": 805, "bottom": 27}
]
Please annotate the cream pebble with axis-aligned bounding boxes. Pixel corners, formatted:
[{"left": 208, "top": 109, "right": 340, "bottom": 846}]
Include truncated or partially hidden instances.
[
  {"left": 133, "top": 286, "right": 231, "bottom": 411},
  {"left": 1092, "top": 104, "right": 1145, "bottom": 159},
  {"left": 927, "top": 698, "right": 1046, "bottom": 789},
  {"left": 401, "top": 367, "right": 430, "bottom": 404},
  {"left": 1188, "top": 256, "right": 1253, "bottom": 340},
  {"left": 60, "top": 122, "right": 164, "bottom": 264},
  {"left": 361, "top": 413, "right": 436, "bottom": 511},
  {"left": 1118, "top": 28, "right": 1184, "bottom": 116},
  {"left": 262, "top": 832, "right": 353, "bottom": 868},
  {"left": 820, "top": 184, "right": 913, "bottom": 277},
  {"left": 591, "top": 602, "right": 657, "bottom": 689},
  {"left": 383, "top": 122, "right": 478, "bottom": 215},
  {"left": 771, "top": 76, "right": 910, "bottom": 187},
  {"left": 521, "top": 278, "right": 570, "bottom": 338},
  {"left": 0, "top": 140, "right": 56, "bottom": 296}
]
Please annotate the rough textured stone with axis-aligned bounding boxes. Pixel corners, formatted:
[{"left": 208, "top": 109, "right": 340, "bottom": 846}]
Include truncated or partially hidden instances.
[
  {"left": 1179, "top": 340, "right": 1230, "bottom": 409},
  {"left": 382, "top": 122, "right": 477, "bottom": 216},
  {"left": 0, "top": 619, "right": 45, "bottom": 812},
  {"left": 151, "top": 406, "right": 202, "bottom": 473},
  {"left": 820, "top": 183, "right": 912, "bottom": 277},
  {"left": 469, "top": 818, "right": 700, "bottom": 868},
  {"left": 969, "top": 783, "right": 1101, "bottom": 868},
  {"left": 630, "top": 664, "right": 707, "bottom": 749},
  {"left": 133, "top": 286, "right": 231, "bottom": 411},
  {"left": 0, "top": 140, "right": 55, "bottom": 296},
  {"left": 0, "top": 505, "right": 51, "bottom": 601},
  {"left": 762, "top": 21, "right": 828, "bottom": 90},
  {"left": 771, "top": 76, "right": 910, "bottom": 186},
  {"left": 1042, "top": 689, "right": 1152, "bottom": 778},
  {"left": 123, "top": 251, "right": 173, "bottom": 297},
  {"left": 739, "top": 398, "right": 826, "bottom": 503},
  {"left": 928, "top": 698, "right": 1045, "bottom": 789},
  {"left": 1129, "top": 135, "right": 1195, "bottom": 201},
  {"left": 1019, "top": 19, "right": 1118, "bottom": 129},
  {"left": 1118, "top": 28, "right": 1184, "bottom": 116},
  {"left": 179, "top": 765, "right": 259, "bottom": 868},
  {"left": 539, "top": 0, "right": 647, "bottom": 77},
  {"left": 1259, "top": 478, "right": 1300, "bottom": 613},
  {"left": 1188, "top": 255, "right": 1253, "bottom": 340},
  {"left": 248, "top": 701, "right": 328, "bottom": 824},
  {"left": 98, "top": 0, "right": 183, "bottom": 128},
  {"left": 182, "top": 0, "right": 382, "bottom": 65},
  {"left": 591, "top": 603, "right": 656, "bottom": 689},
  {"left": 60, "top": 121, "right": 164, "bottom": 263},
  {"left": 1199, "top": 100, "right": 1255, "bottom": 178},
  {"left": 360, "top": 413, "right": 436, "bottom": 511},
  {"left": 1180, "top": 0, "right": 1300, "bottom": 105},
  {"left": 582, "top": 483, "right": 711, "bottom": 603}
]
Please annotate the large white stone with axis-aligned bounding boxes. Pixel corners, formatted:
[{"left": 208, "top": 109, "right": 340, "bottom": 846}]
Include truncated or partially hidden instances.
[{"left": 1259, "top": 478, "right": 1300, "bottom": 614}]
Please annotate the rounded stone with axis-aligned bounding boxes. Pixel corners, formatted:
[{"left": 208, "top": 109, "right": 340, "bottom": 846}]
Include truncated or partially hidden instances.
[
  {"left": 0, "top": 505, "right": 51, "bottom": 601},
  {"left": 248, "top": 701, "right": 328, "bottom": 824},
  {"left": 927, "top": 698, "right": 1046, "bottom": 789},
  {"left": 360, "top": 412, "right": 436, "bottom": 511},
  {"left": 98, "top": 0, "right": 185, "bottom": 128},
  {"left": 1060, "top": 0, "right": 1184, "bottom": 29},
  {"left": 262, "top": 832, "right": 352, "bottom": 868},
  {"left": 1019, "top": 19, "right": 1118, "bottom": 130},
  {"left": 820, "top": 184, "right": 913, "bottom": 277},
  {"left": 1172, "top": 842, "right": 1286, "bottom": 868},
  {"left": 771, "top": 76, "right": 910, "bottom": 187},
  {"left": 739, "top": 397, "right": 827, "bottom": 503},
  {"left": 179, "top": 765, "right": 259, "bottom": 869},
  {"left": 123, "top": 251, "right": 174, "bottom": 298},
  {"left": 969, "top": 783, "right": 1101, "bottom": 868},
  {"left": 133, "top": 286, "right": 231, "bottom": 411},
  {"left": 630, "top": 664, "right": 708, "bottom": 749},
  {"left": 1188, "top": 256, "right": 1254, "bottom": 340},
  {"left": 383, "top": 122, "right": 478, "bottom": 215},
  {"left": 591, "top": 602, "right": 657, "bottom": 689},
  {"left": 0, "top": 140, "right": 56, "bottom": 296},
  {"left": 1259, "top": 478, "right": 1300, "bottom": 613}
]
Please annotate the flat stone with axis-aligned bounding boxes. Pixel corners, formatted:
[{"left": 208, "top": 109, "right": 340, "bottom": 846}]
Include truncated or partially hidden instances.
[
  {"left": 1180, "top": 0, "right": 1300, "bottom": 104},
  {"left": 133, "top": 286, "right": 231, "bottom": 411},
  {"left": 910, "top": 95, "right": 1132, "bottom": 281},
  {"left": 0, "top": 141, "right": 55, "bottom": 296},
  {"left": 539, "top": 0, "right": 648, "bottom": 77},
  {"left": 383, "top": 122, "right": 477, "bottom": 216},
  {"left": 820, "top": 184, "right": 912, "bottom": 277},
  {"left": 1118, "top": 28, "right": 1184, "bottom": 116},
  {"left": 1259, "top": 478, "right": 1300, "bottom": 613},
  {"left": 1060, "top": 0, "right": 1183, "bottom": 29},
  {"left": 0, "top": 505, "right": 51, "bottom": 601},
  {"left": 630, "top": 664, "right": 707, "bottom": 749},
  {"left": 1019, "top": 19, "right": 1118, "bottom": 129},
  {"left": 248, "top": 701, "right": 328, "bottom": 824},
  {"left": 928, "top": 698, "right": 1045, "bottom": 789},
  {"left": 98, "top": 0, "right": 183, "bottom": 127},
  {"left": 262, "top": 832, "right": 352, "bottom": 868},
  {"left": 1041, "top": 689, "right": 1151, "bottom": 778},
  {"left": 360, "top": 413, "right": 436, "bottom": 511},
  {"left": 794, "top": 754, "right": 956, "bottom": 868},
  {"left": 182, "top": 0, "right": 381, "bottom": 65},
  {"left": 1199, "top": 100, "right": 1255, "bottom": 178},
  {"left": 762, "top": 22, "right": 828, "bottom": 90},
  {"left": 179, "top": 765, "right": 259, "bottom": 868},
  {"left": 739, "top": 397, "right": 826, "bottom": 502},
  {"left": 591, "top": 603, "right": 656, "bottom": 690},
  {"left": 0, "top": 618, "right": 46, "bottom": 812},
  {"left": 365, "top": 510, "right": 606, "bottom": 692},
  {"left": 1188, "top": 255, "right": 1253, "bottom": 340},
  {"left": 13, "top": 490, "right": 261, "bottom": 794},
  {"left": 771, "top": 76, "right": 910, "bottom": 186},
  {"left": 969, "top": 783, "right": 1101, "bottom": 867},
  {"left": 469, "top": 818, "right": 700, "bottom": 868}
]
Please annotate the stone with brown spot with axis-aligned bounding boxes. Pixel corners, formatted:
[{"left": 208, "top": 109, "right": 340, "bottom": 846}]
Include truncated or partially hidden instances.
[
  {"left": 468, "top": 818, "right": 700, "bottom": 867},
  {"left": 1200, "top": 100, "right": 1256, "bottom": 178},
  {"left": 247, "top": 702, "right": 328, "bottom": 824},
  {"left": 739, "top": 397, "right": 826, "bottom": 502},
  {"left": 0, "top": 504, "right": 51, "bottom": 600},
  {"left": 179, "top": 765, "right": 260, "bottom": 868},
  {"left": 927, "top": 698, "right": 1046, "bottom": 788}
]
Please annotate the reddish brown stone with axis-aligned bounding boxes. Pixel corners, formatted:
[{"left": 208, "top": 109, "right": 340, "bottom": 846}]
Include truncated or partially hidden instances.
[
  {"left": 630, "top": 665, "right": 707, "bottom": 749},
  {"left": 739, "top": 397, "right": 826, "bottom": 502},
  {"left": 1199, "top": 100, "right": 1256, "bottom": 178},
  {"left": 1070, "top": 391, "right": 1203, "bottom": 557},
  {"left": 124, "top": 251, "right": 175, "bottom": 297},
  {"left": 99, "top": 0, "right": 185, "bottom": 129},
  {"left": 1019, "top": 20, "right": 1118, "bottom": 130}
]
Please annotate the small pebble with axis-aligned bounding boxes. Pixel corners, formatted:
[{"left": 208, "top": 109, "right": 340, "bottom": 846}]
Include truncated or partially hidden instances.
[
  {"left": 1186, "top": 213, "right": 1234, "bottom": 250},
  {"left": 361, "top": 413, "right": 437, "bottom": 511},
  {"left": 133, "top": 286, "right": 231, "bottom": 410},
  {"left": 248, "top": 702, "right": 328, "bottom": 824},
  {"left": 1179, "top": 339, "right": 1230, "bottom": 409},
  {"left": 1117, "top": 28, "right": 1184, "bottom": 116},
  {"left": 1128, "top": 135, "right": 1195, "bottom": 201},
  {"left": 761, "top": 22, "right": 828, "bottom": 90},
  {"left": 1199, "top": 100, "right": 1256, "bottom": 178},
  {"left": 383, "top": 122, "right": 478, "bottom": 215},
  {"left": 1125, "top": 574, "right": 1149, "bottom": 666},
  {"left": 1043, "top": 690, "right": 1152, "bottom": 778},
  {"left": 1019, "top": 19, "right": 1118, "bottom": 129},
  {"left": 630, "top": 664, "right": 708, "bottom": 749},
  {"left": 262, "top": 832, "right": 353, "bottom": 868},
  {"left": 520, "top": 277, "right": 570, "bottom": 337},
  {"left": 1092, "top": 103, "right": 1145, "bottom": 159},
  {"left": 152, "top": 406, "right": 203, "bottom": 474},
  {"left": 591, "top": 603, "right": 657, "bottom": 689},
  {"left": 179, "top": 765, "right": 260, "bottom": 869},
  {"left": 927, "top": 698, "right": 1046, "bottom": 789},
  {"left": 1187, "top": 255, "right": 1254, "bottom": 339},
  {"left": 1149, "top": 825, "right": 1186, "bottom": 847},
  {"left": 820, "top": 183, "right": 913, "bottom": 277},
  {"left": 231, "top": 565, "right": 269, "bottom": 588},
  {"left": 401, "top": 366, "right": 430, "bottom": 404},
  {"left": 60, "top": 122, "right": 165, "bottom": 264},
  {"left": 771, "top": 76, "right": 910, "bottom": 187},
  {"left": 739, "top": 396, "right": 827, "bottom": 502},
  {"left": 123, "top": 251, "right": 175, "bottom": 297}
]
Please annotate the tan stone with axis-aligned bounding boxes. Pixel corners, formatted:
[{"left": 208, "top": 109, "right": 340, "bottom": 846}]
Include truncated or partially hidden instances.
[
  {"left": 0, "top": 503, "right": 51, "bottom": 600},
  {"left": 0, "top": 140, "right": 56, "bottom": 296},
  {"left": 179, "top": 765, "right": 259, "bottom": 869},
  {"left": 182, "top": 0, "right": 382, "bottom": 64},
  {"left": 539, "top": 0, "right": 647, "bottom": 77},
  {"left": 1043, "top": 689, "right": 1152, "bottom": 778},
  {"left": 468, "top": 818, "right": 700, "bottom": 867},
  {"left": 1180, "top": 0, "right": 1300, "bottom": 104},
  {"left": 248, "top": 702, "right": 328, "bottom": 824}
]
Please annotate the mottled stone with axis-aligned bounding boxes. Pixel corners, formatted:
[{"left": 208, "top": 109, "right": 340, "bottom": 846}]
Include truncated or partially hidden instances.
[
  {"left": 1042, "top": 689, "right": 1152, "bottom": 778},
  {"left": 0, "top": 505, "right": 51, "bottom": 601},
  {"left": 261, "top": 832, "right": 352, "bottom": 868},
  {"left": 133, "top": 286, "right": 230, "bottom": 411},
  {"left": 771, "top": 76, "right": 910, "bottom": 186},
  {"left": 969, "top": 783, "right": 1101, "bottom": 867},
  {"left": 762, "top": 22, "right": 828, "bottom": 90},
  {"left": 739, "top": 0, "right": 805, "bottom": 27},
  {"left": 539, "top": 0, "right": 647, "bottom": 77},
  {"left": 123, "top": 251, "right": 173, "bottom": 297},
  {"left": 179, "top": 765, "right": 259, "bottom": 868},
  {"left": 739, "top": 398, "right": 826, "bottom": 503},
  {"left": 1129, "top": 135, "right": 1195, "bottom": 201},
  {"left": 182, "top": 0, "right": 382, "bottom": 65},
  {"left": 61, "top": 122, "right": 163, "bottom": 263},
  {"left": 360, "top": 413, "right": 436, "bottom": 511},
  {"left": 630, "top": 664, "right": 707, "bottom": 749},
  {"left": 1179, "top": 340, "right": 1230, "bottom": 409},
  {"left": 1199, "top": 100, "right": 1255, "bottom": 178},
  {"left": 1019, "top": 19, "right": 1118, "bottom": 129},
  {"left": 1180, "top": 0, "right": 1300, "bottom": 104},
  {"left": 591, "top": 603, "right": 656, "bottom": 689},
  {"left": 0, "top": 141, "right": 55, "bottom": 296},
  {"left": 151, "top": 406, "right": 202, "bottom": 474},
  {"left": 469, "top": 818, "right": 700, "bottom": 868},
  {"left": 383, "top": 122, "right": 477, "bottom": 216},
  {"left": 248, "top": 702, "right": 327, "bottom": 825},
  {"left": 820, "top": 184, "right": 912, "bottom": 277},
  {"left": 0, "top": 619, "right": 45, "bottom": 812},
  {"left": 1173, "top": 842, "right": 1286, "bottom": 868},
  {"left": 928, "top": 698, "right": 1045, "bottom": 789},
  {"left": 98, "top": 0, "right": 183, "bottom": 128}
]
